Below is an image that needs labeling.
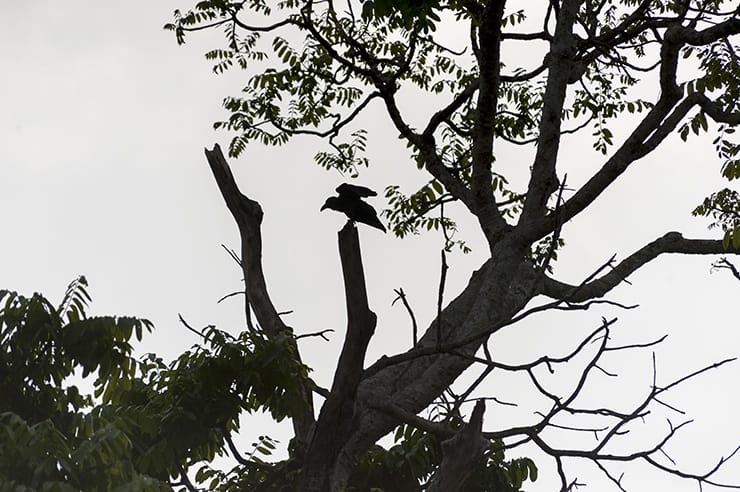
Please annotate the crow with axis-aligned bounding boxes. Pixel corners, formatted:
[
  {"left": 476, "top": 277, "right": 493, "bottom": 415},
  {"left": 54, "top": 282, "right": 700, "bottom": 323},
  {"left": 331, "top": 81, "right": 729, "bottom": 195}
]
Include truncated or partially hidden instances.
[
  {"left": 321, "top": 183, "right": 386, "bottom": 232},
  {"left": 335, "top": 183, "right": 377, "bottom": 199}
]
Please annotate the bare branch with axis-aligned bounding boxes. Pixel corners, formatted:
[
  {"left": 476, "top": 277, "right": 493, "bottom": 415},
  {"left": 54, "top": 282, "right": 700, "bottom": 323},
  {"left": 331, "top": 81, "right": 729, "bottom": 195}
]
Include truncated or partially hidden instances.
[
  {"left": 205, "top": 145, "right": 289, "bottom": 336},
  {"left": 301, "top": 222, "right": 378, "bottom": 489},
  {"left": 543, "top": 232, "right": 740, "bottom": 302},
  {"left": 204, "top": 143, "right": 316, "bottom": 449},
  {"left": 295, "top": 328, "right": 335, "bottom": 341},
  {"left": 392, "top": 288, "right": 418, "bottom": 346},
  {"left": 712, "top": 257, "right": 740, "bottom": 281},
  {"left": 231, "top": 14, "right": 298, "bottom": 33}
]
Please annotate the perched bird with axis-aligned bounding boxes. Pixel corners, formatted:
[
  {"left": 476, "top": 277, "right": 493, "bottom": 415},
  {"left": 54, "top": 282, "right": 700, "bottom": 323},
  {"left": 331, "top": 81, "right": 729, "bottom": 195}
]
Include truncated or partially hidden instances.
[
  {"left": 321, "top": 183, "right": 386, "bottom": 233},
  {"left": 336, "top": 183, "right": 377, "bottom": 199}
]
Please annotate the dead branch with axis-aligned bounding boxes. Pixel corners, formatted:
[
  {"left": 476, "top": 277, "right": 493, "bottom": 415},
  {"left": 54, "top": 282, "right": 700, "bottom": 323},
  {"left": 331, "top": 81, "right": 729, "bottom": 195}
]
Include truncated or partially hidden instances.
[
  {"left": 392, "top": 287, "right": 418, "bottom": 346},
  {"left": 301, "top": 222, "right": 378, "bottom": 491},
  {"left": 204, "top": 144, "right": 316, "bottom": 450},
  {"left": 712, "top": 257, "right": 740, "bottom": 281},
  {"left": 542, "top": 232, "right": 740, "bottom": 302}
]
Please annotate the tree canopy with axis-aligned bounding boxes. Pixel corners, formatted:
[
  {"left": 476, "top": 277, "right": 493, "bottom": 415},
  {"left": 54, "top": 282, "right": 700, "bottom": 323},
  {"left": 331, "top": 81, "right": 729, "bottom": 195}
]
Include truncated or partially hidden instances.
[{"left": 3, "top": 1, "right": 740, "bottom": 491}]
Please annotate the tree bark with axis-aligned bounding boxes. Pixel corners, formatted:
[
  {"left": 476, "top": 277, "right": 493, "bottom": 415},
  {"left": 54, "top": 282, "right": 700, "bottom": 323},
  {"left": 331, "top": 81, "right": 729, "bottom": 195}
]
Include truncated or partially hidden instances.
[
  {"left": 204, "top": 144, "right": 316, "bottom": 449},
  {"left": 428, "top": 399, "right": 487, "bottom": 492},
  {"left": 335, "top": 244, "right": 541, "bottom": 482},
  {"left": 302, "top": 222, "right": 377, "bottom": 492}
]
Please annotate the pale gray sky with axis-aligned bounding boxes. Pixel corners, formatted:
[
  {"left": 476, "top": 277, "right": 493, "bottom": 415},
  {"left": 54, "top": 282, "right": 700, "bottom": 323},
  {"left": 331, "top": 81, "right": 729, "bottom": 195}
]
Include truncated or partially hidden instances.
[{"left": 1, "top": 2, "right": 738, "bottom": 490}]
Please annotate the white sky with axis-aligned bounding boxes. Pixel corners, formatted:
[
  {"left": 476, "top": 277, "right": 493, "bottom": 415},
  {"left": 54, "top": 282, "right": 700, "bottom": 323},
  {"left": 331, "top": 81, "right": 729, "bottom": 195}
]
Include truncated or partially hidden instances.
[{"left": 1, "top": 2, "right": 738, "bottom": 490}]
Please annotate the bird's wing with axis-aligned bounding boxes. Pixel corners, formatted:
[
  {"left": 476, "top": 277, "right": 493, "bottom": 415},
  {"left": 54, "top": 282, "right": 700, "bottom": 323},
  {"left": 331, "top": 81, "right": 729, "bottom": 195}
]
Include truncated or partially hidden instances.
[
  {"left": 336, "top": 183, "right": 378, "bottom": 198},
  {"left": 353, "top": 199, "right": 387, "bottom": 233}
]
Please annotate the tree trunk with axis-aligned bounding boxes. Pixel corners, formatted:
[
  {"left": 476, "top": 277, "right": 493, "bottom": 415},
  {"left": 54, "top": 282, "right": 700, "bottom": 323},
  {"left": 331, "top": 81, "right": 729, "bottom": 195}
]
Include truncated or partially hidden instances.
[
  {"left": 302, "top": 222, "right": 377, "bottom": 491},
  {"left": 335, "top": 244, "right": 542, "bottom": 482}
]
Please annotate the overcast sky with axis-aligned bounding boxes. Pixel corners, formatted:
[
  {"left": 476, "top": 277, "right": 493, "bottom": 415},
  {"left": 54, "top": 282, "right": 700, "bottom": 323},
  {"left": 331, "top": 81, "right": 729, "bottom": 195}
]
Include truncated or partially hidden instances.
[{"left": 1, "top": 2, "right": 738, "bottom": 490}]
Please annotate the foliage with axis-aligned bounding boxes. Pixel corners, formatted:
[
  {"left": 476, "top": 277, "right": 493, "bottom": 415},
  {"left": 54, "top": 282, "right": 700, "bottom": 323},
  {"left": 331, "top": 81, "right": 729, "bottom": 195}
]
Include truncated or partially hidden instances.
[
  {"left": 4, "top": 279, "right": 529, "bottom": 491},
  {"left": 159, "top": 0, "right": 740, "bottom": 490},
  {"left": 162, "top": 0, "right": 668, "bottom": 261},
  {"left": 346, "top": 422, "right": 536, "bottom": 492},
  {"left": 0, "top": 278, "right": 316, "bottom": 491},
  {"left": 0, "top": 277, "right": 165, "bottom": 491},
  {"left": 693, "top": 187, "right": 740, "bottom": 249},
  {"left": 10, "top": 0, "right": 740, "bottom": 490}
]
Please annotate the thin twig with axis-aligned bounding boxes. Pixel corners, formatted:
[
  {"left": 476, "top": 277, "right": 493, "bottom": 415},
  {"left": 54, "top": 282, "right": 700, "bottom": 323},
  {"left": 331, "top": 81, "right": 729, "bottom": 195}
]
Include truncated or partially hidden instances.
[
  {"left": 221, "top": 243, "right": 256, "bottom": 333},
  {"left": 713, "top": 257, "right": 740, "bottom": 281},
  {"left": 295, "top": 328, "right": 335, "bottom": 341},
  {"left": 393, "top": 287, "right": 419, "bottom": 346},
  {"left": 436, "top": 249, "right": 448, "bottom": 350},
  {"left": 217, "top": 290, "right": 245, "bottom": 304}
]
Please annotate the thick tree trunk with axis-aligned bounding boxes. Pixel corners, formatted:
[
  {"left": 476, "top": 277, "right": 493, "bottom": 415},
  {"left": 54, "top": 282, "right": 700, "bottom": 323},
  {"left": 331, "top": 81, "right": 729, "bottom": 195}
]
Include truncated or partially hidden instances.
[{"left": 334, "top": 245, "right": 542, "bottom": 482}]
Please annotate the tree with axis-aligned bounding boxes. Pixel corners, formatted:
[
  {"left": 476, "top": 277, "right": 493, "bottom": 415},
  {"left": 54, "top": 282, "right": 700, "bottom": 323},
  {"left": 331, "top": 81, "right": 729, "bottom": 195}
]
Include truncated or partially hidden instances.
[
  {"left": 3, "top": 1, "right": 740, "bottom": 491},
  {"left": 0, "top": 278, "right": 169, "bottom": 491},
  {"left": 158, "top": 1, "right": 740, "bottom": 490}
]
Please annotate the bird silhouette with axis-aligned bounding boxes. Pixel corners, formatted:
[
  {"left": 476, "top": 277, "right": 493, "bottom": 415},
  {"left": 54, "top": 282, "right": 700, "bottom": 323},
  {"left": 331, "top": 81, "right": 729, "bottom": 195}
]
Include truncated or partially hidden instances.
[
  {"left": 335, "top": 183, "right": 377, "bottom": 199},
  {"left": 321, "top": 183, "right": 386, "bottom": 232}
]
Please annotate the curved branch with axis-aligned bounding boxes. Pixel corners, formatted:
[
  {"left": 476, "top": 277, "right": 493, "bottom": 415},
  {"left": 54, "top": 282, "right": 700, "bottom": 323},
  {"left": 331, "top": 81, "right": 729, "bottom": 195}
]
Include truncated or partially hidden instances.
[
  {"left": 543, "top": 232, "right": 740, "bottom": 302},
  {"left": 270, "top": 91, "right": 382, "bottom": 138},
  {"left": 203, "top": 143, "right": 316, "bottom": 449},
  {"left": 231, "top": 15, "right": 299, "bottom": 33},
  {"left": 380, "top": 91, "right": 474, "bottom": 209},
  {"left": 423, "top": 81, "right": 480, "bottom": 137}
]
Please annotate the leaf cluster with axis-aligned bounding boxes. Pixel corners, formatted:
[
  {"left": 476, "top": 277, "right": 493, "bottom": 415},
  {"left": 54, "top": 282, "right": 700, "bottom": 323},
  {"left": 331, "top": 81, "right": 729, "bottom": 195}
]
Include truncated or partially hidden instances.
[
  {"left": 0, "top": 278, "right": 163, "bottom": 491},
  {"left": 0, "top": 279, "right": 314, "bottom": 490},
  {"left": 346, "top": 421, "right": 536, "bottom": 492},
  {"left": 693, "top": 187, "right": 740, "bottom": 250}
]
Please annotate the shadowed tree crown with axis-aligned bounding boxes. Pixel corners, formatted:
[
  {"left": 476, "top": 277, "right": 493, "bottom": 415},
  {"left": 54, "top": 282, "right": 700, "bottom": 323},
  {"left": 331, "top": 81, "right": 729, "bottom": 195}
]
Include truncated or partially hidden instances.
[
  {"left": 162, "top": 0, "right": 740, "bottom": 489},
  {"left": 4, "top": 2, "right": 731, "bottom": 491}
]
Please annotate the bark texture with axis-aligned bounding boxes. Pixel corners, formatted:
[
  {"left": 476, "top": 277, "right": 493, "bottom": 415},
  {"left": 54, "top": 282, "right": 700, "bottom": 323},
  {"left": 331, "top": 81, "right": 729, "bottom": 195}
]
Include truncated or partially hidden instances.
[
  {"left": 301, "top": 222, "right": 377, "bottom": 491},
  {"left": 428, "top": 399, "right": 487, "bottom": 492},
  {"left": 204, "top": 144, "right": 316, "bottom": 448}
]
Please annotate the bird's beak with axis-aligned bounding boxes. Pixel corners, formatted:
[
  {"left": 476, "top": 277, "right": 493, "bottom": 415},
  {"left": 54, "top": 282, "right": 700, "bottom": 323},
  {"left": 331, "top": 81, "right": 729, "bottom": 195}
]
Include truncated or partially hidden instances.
[{"left": 320, "top": 202, "right": 328, "bottom": 211}]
